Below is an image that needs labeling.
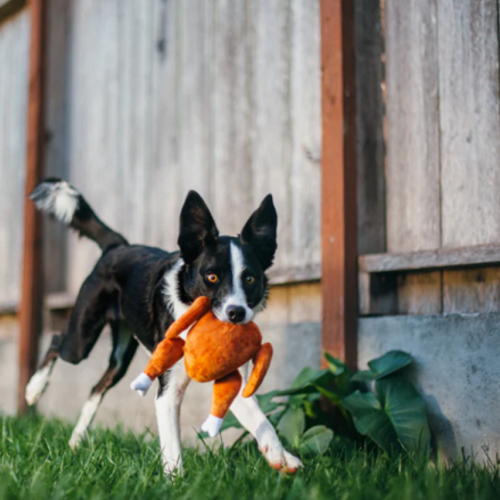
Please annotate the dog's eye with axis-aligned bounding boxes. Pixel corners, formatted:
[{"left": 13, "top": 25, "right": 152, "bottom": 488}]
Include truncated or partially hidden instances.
[
  {"left": 245, "top": 275, "right": 255, "bottom": 285},
  {"left": 206, "top": 273, "right": 219, "bottom": 284}
]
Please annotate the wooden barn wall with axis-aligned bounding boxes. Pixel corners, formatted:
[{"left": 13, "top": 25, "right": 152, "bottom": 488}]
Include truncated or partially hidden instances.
[
  {"left": 42, "top": 0, "right": 322, "bottom": 297},
  {"left": 0, "top": 8, "right": 30, "bottom": 306},
  {"left": 357, "top": 0, "right": 500, "bottom": 316}
]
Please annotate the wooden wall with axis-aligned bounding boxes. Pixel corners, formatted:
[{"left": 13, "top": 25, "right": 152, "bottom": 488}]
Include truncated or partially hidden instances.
[
  {"left": 0, "top": 8, "right": 29, "bottom": 306},
  {"left": 40, "top": 0, "right": 322, "bottom": 298},
  {"left": 357, "top": 0, "right": 500, "bottom": 316}
]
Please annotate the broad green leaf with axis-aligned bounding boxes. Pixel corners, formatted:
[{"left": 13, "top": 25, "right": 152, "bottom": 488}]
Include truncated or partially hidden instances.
[
  {"left": 342, "top": 391, "right": 399, "bottom": 454},
  {"left": 298, "top": 426, "right": 333, "bottom": 455},
  {"left": 278, "top": 407, "right": 305, "bottom": 448},
  {"left": 324, "top": 352, "right": 346, "bottom": 376},
  {"left": 376, "top": 376, "right": 430, "bottom": 455},
  {"left": 291, "top": 367, "right": 331, "bottom": 388},
  {"left": 352, "top": 351, "right": 413, "bottom": 382}
]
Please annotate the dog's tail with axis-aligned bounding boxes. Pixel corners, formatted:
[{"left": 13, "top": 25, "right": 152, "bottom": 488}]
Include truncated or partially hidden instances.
[{"left": 30, "top": 177, "right": 128, "bottom": 251}]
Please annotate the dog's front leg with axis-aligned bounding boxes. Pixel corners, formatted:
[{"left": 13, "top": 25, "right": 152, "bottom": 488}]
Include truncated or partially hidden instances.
[
  {"left": 155, "top": 361, "right": 190, "bottom": 476},
  {"left": 231, "top": 368, "right": 303, "bottom": 473}
]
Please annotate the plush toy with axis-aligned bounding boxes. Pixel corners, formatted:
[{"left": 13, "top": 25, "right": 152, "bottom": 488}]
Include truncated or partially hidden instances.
[{"left": 130, "top": 296, "right": 273, "bottom": 437}]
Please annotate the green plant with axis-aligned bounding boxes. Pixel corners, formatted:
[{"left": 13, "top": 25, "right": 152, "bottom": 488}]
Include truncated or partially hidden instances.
[{"left": 217, "top": 350, "right": 431, "bottom": 457}]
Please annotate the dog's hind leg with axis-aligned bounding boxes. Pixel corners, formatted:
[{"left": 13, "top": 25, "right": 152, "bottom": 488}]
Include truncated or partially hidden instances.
[
  {"left": 69, "top": 321, "right": 138, "bottom": 449},
  {"left": 25, "top": 333, "right": 63, "bottom": 406}
]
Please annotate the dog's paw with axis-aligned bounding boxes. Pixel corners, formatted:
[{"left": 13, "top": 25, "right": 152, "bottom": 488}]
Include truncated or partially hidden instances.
[
  {"left": 69, "top": 432, "right": 83, "bottom": 450},
  {"left": 201, "top": 414, "right": 223, "bottom": 437},
  {"left": 260, "top": 443, "right": 303, "bottom": 474},
  {"left": 130, "top": 373, "right": 153, "bottom": 396},
  {"left": 25, "top": 366, "right": 51, "bottom": 406}
]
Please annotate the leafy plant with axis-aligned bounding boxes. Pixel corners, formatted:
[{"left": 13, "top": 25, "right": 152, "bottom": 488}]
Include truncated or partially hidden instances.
[{"left": 214, "top": 350, "right": 431, "bottom": 457}]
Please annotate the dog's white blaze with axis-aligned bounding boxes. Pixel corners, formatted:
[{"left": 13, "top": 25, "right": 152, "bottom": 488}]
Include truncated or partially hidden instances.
[
  {"left": 215, "top": 243, "right": 254, "bottom": 324},
  {"left": 163, "top": 259, "right": 189, "bottom": 320},
  {"left": 25, "top": 364, "right": 53, "bottom": 406},
  {"left": 31, "top": 180, "right": 79, "bottom": 224},
  {"left": 69, "top": 393, "right": 103, "bottom": 449}
]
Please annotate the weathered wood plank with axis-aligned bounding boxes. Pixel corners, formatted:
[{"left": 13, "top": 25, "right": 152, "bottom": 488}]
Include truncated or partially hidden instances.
[
  {"left": 211, "top": 0, "right": 253, "bottom": 236},
  {"left": 354, "top": 0, "right": 386, "bottom": 255},
  {"left": 177, "top": 0, "right": 213, "bottom": 204},
  {"left": 289, "top": 0, "right": 322, "bottom": 269},
  {"left": 385, "top": 0, "right": 440, "bottom": 252},
  {"left": 360, "top": 243, "right": 500, "bottom": 273},
  {"left": 443, "top": 268, "right": 500, "bottom": 314},
  {"left": 0, "top": 9, "right": 29, "bottom": 304},
  {"left": 438, "top": 0, "right": 500, "bottom": 247},
  {"left": 65, "top": 0, "right": 121, "bottom": 295},
  {"left": 147, "top": 0, "right": 180, "bottom": 251},
  {"left": 249, "top": 0, "right": 293, "bottom": 271},
  {"left": 397, "top": 271, "right": 442, "bottom": 315},
  {"left": 43, "top": 0, "right": 70, "bottom": 294}
]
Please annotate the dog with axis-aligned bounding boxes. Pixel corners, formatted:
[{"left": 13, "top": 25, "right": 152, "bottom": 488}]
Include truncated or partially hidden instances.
[{"left": 25, "top": 178, "right": 302, "bottom": 475}]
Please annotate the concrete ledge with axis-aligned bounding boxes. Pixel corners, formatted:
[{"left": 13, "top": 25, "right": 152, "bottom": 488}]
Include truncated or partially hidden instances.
[{"left": 358, "top": 313, "right": 500, "bottom": 462}]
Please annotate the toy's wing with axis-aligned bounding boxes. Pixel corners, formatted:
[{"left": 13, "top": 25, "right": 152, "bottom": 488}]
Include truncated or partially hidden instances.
[
  {"left": 165, "top": 296, "right": 212, "bottom": 339},
  {"left": 242, "top": 343, "right": 273, "bottom": 398}
]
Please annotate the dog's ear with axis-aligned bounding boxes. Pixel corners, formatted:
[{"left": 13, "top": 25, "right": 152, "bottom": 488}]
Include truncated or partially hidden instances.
[
  {"left": 178, "top": 191, "right": 219, "bottom": 264},
  {"left": 240, "top": 194, "right": 278, "bottom": 270}
]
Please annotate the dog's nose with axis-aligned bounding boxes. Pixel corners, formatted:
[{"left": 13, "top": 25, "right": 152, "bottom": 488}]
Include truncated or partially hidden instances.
[{"left": 226, "top": 305, "right": 246, "bottom": 324}]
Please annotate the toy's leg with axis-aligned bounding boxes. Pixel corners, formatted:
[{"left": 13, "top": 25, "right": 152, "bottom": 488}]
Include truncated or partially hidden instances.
[
  {"left": 242, "top": 343, "right": 273, "bottom": 398},
  {"left": 201, "top": 370, "right": 242, "bottom": 437},
  {"left": 131, "top": 337, "right": 185, "bottom": 395}
]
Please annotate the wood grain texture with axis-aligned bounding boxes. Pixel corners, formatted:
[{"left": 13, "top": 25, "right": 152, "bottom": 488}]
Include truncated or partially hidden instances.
[
  {"left": 397, "top": 271, "right": 442, "bottom": 315},
  {"left": 321, "top": 0, "right": 357, "bottom": 369},
  {"left": 212, "top": 0, "right": 253, "bottom": 236},
  {"left": 43, "top": 0, "right": 70, "bottom": 294},
  {"left": 0, "top": 9, "right": 29, "bottom": 304},
  {"left": 384, "top": 0, "right": 440, "bottom": 252},
  {"left": 354, "top": 0, "right": 386, "bottom": 255},
  {"left": 360, "top": 243, "right": 500, "bottom": 273},
  {"left": 438, "top": 0, "right": 500, "bottom": 247},
  {"left": 290, "top": 0, "right": 322, "bottom": 270},
  {"left": 443, "top": 268, "right": 500, "bottom": 314},
  {"left": 18, "top": 0, "right": 47, "bottom": 414}
]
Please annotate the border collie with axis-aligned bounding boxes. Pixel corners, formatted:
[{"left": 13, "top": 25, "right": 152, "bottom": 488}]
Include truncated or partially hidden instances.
[{"left": 25, "top": 178, "right": 302, "bottom": 475}]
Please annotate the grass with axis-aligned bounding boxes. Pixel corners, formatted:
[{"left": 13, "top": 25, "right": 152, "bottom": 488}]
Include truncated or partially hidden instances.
[{"left": 0, "top": 414, "right": 499, "bottom": 500}]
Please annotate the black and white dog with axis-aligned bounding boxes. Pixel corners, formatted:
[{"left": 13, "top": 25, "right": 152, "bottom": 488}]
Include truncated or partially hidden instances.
[{"left": 25, "top": 178, "right": 302, "bottom": 475}]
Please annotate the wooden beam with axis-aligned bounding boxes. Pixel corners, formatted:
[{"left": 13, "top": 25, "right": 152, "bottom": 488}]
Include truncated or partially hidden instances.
[
  {"left": 18, "top": 0, "right": 47, "bottom": 414},
  {"left": 0, "top": 0, "right": 26, "bottom": 23},
  {"left": 359, "top": 243, "right": 500, "bottom": 274},
  {"left": 320, "top": 0, "right": 357, "bottom": 370}
]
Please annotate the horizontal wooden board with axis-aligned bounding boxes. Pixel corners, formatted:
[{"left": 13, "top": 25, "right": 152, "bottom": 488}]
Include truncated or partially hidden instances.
[{"left": 360, "top": 244, "right": 500, "bottom": 274}]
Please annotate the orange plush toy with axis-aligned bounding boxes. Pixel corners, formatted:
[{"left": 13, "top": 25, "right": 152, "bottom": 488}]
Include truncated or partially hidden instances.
[{"left": 130, "top": 296, "right": 273, "bottom": 437}]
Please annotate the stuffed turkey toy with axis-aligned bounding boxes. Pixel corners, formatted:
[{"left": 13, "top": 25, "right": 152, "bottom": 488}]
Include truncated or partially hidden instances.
[{"left": 130, "top": 296, "right": 273, "bottom": 437}]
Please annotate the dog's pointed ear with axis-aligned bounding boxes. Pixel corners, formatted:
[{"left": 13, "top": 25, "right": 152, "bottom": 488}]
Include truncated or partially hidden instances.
[
  {"left": 178, "top": 191, "right": 219, "bottom": 264},
  {"left": 240, "top": 194, "right": 278, "bottom": 270}
]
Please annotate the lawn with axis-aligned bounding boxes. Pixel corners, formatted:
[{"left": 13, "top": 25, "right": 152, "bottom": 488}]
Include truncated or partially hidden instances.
[{"left": 0, "top": 414, "right": 499, "bottom": 500}]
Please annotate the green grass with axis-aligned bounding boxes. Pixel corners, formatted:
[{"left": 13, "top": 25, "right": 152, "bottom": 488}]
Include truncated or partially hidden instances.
[{"left": 0, "top": 414, "right": 499, "bottom": 500}]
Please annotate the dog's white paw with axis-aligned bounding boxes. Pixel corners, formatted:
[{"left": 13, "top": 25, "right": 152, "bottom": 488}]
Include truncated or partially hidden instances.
[
  {"left": 201, "top": 414, "right": 223, "bottom": 437},
  {"left": 25, "top": 366, "right": 51, "bottom": 406},
  {"left": 69, "top": 432, "right": 83, "bottom": 450},
  {"left": 260, "top": 442, "right": 303, "bottom": 474},
  {"left": 130, "top": 373, "right": 153, "bottom": 396}
]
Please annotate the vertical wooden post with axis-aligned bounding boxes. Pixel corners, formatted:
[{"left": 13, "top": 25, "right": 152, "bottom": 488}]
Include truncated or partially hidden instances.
[
  {"left": 320, "top": 0, "right": 357, "bottom": 369},
  {"left": 18, "top": 0, "right": 47, "bottom": 414}
]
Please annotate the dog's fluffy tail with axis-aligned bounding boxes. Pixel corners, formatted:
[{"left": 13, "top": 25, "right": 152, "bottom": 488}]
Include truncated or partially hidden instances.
[{"left": 30, "top": 178, "right": 128, "bottom": 251}]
